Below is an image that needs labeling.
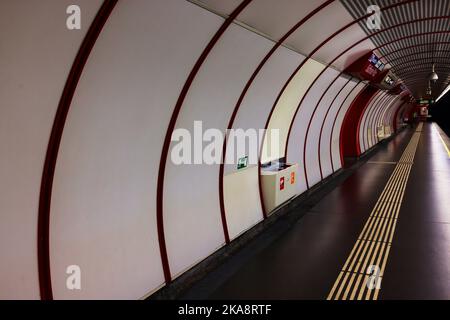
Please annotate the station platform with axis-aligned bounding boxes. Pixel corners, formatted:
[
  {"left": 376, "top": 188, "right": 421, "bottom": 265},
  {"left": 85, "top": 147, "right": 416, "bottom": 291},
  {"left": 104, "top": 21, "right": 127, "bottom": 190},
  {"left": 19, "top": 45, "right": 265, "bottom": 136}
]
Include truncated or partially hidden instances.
[{"left": 182, "top": 122, "right": 450, "bottom": 300}]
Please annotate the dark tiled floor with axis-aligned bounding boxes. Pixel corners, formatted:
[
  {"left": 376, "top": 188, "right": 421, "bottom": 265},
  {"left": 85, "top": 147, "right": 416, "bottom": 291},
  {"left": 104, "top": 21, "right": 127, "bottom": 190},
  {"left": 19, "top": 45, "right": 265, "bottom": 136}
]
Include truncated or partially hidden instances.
[
  {"left": 182, "top": 123, "right": 450, "bottom": 300},
  {"left": 380, "top": 123, "right": 450, "bottom": 300}
]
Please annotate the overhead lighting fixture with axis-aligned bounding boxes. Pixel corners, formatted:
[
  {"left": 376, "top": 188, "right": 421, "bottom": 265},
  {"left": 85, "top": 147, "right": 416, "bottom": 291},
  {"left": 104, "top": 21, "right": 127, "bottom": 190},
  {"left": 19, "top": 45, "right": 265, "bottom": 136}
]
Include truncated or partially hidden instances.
[
  {"left": 429, "top": 63, "right": 439, "bottom": 84},
  {"left": 436, "top": 83, "right": 450, "bottom": 102}
]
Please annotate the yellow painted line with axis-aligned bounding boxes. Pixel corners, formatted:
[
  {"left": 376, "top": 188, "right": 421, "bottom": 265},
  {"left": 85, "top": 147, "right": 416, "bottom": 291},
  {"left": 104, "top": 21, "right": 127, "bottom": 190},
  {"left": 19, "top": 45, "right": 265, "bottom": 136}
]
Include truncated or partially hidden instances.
[
  {"left": 349, "top": 273, "right": 363, "bottom": 300},
  {"left": 433, "top": 124, "right": 450, "bottom": 158},
  {"left": 327, "top": 271, "right": 344, "bottom": 300},
  {"left": 357, "top": 275, "right": 369, "bottom": 300},
  {"left": 334, "top": 272, "right": 350, "bottom": 300},
  {"left": 379, "top": 244, "right": 392, "bottom": 277},
  {"left": 327, "top": 129, "right": 421, "bottom": 300},
  {"left": 342, "top": 272, "right": 357, "bottom": 300}
]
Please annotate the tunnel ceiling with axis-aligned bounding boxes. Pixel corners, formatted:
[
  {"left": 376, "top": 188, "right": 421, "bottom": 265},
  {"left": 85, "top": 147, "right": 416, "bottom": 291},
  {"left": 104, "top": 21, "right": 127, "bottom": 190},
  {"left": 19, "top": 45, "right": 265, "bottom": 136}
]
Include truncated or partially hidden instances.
[
  {"left": 198, "top": 0, "right": 450, "bottom": 100},
  {"left": 341, "top": 0, "right": 450, "bottom": 100}
]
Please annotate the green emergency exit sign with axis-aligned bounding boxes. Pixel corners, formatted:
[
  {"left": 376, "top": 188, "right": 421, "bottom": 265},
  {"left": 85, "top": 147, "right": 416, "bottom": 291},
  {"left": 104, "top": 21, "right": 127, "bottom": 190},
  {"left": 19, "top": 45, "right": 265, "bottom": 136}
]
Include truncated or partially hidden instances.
[{"left": 237, "top": 156, "right": 248, "bottom": 170}]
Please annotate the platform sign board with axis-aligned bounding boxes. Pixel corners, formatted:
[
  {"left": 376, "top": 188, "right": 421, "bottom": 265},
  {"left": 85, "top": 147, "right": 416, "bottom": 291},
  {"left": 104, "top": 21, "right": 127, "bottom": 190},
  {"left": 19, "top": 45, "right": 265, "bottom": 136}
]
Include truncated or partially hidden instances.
[
  {"left": 346, "top": 52, "right": 384, "bottom": 82},
  {"left": 237, "top": 156, "right": 248, "bottom": 170}
]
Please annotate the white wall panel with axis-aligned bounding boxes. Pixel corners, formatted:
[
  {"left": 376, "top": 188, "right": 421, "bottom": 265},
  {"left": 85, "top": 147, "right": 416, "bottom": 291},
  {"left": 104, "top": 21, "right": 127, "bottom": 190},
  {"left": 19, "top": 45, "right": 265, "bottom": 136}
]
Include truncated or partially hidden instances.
[
  {"left": 367, "top": 94, "right": 386, "bottom": 147},
  {"left": 305, "top": 75, "right": 350, "bottom": 183},
  {"left": 369, "top": 94, "right": 394, "bottom": 146},
  {"left": 376, "top": 95, "right": 396, "bottom": 136},
  {"left": 379, "top": 96, "right": 398, "bottom": 128},
  {"left": 224, "top": 166, "right": 261, "bottom": 239},
  {"left": 359, "top": 91, "right": 383, "bottom": 153},
  {"left": 164, "top": 23, "right": 272, "bottom": 278},
  {"left": 223, "top": 46, "right": 302, "bottom": 239},
  {"left": 366, "top": 92, "right": 389, "bottom": 149},
  {"left": 386, "top": 97, "right": 405, "bottom": 127},
  {"left": 386, "top": 96, "right": 402, "bottom": 125},
  {"left": 0, "top": 0, "right": 102, "bottom": 299},
  {"left": 50, "top": 0, "right": 221, "bottom": 299},
  {"left": 287, "top": 68, "right": 340, "bottom": 190},
  {"left": 331, "top": 83, "right": 367, "bottom": 171},
  {"left": 320, "top": 79, "right": 359, "bottom": 178},
  {"left": 262, "top": 59, "right": 325, "bottom": 164}
]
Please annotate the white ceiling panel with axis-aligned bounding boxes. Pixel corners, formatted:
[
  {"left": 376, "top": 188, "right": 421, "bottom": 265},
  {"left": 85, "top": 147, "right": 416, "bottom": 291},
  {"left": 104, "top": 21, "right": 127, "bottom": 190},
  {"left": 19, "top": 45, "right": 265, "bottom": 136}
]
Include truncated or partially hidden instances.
[
  {"left": 193, "top": 0, "right": 243, "bottom": 16},
  {"left": 237, "top": 0, "right": 330, "bottom": 41},
  {"left": 313, "top": 23, "right": 376, "bottom": 69},
  {"left": 284, "top": 1, "right": 356, "bottom": 56}
]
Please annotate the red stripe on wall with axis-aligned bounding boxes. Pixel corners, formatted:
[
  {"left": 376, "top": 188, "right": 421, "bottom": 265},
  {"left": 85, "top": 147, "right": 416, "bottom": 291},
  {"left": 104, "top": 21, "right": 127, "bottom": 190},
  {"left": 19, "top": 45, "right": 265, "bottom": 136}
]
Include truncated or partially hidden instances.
[
  {"left": 37, "top": 0, "right": 118, "bottom": 300},
  {"left": 317, "top": 77, "right": 353, "bottom": 179},
  {"left": 221, "top": 0, "right": 335, "bottom": 228},
  {"left": 340, "top": 86, "right": 378, "bottom": 165},
  {"left": 156, "top": 0, "right": 252, "bottom": 281}
]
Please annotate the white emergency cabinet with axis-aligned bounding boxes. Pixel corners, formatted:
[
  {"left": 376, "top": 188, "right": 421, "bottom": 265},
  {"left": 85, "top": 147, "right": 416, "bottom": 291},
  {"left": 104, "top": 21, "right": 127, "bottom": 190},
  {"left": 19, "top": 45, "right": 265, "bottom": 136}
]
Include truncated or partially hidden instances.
[{"left": 260, "top": 163, "right": 299, "bottom": 214}]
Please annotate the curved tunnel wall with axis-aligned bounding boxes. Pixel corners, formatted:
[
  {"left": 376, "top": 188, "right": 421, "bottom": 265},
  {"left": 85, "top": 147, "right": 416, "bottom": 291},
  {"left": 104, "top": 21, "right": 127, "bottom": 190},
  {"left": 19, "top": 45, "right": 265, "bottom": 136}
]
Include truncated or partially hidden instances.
[
  {"left": 0, "top": 0, "right": 104, "bottom": 299},
  {"left": 0, "top": 0, "right": 414, "bottom": 299},
  {"left": 340, "top": 85, "right": 378, "bottom": 162}
]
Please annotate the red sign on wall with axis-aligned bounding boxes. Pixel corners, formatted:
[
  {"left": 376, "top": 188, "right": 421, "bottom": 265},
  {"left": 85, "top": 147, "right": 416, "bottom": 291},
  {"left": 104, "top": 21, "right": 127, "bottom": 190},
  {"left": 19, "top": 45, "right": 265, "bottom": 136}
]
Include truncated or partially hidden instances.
[
  {"left": 280, "top": 177, "right": 285, "bottom": 190},
  {"left": 290, "top": 172, "right": 295, "bottom": 185}
]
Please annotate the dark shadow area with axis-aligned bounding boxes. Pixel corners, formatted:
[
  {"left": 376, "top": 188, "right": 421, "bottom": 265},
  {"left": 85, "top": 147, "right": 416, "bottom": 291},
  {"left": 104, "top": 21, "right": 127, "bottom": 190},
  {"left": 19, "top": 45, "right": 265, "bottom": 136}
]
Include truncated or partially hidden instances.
[{"left": 430, "top": 91, "right": 450, "bottom": 136}]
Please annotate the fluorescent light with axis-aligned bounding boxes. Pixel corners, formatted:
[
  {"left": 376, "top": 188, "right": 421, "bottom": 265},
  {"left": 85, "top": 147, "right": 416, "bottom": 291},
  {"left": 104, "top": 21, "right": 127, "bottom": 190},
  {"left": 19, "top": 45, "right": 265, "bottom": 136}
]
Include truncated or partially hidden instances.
[{"left": 436, "top": 83, "right": 450, "bottom": 102}]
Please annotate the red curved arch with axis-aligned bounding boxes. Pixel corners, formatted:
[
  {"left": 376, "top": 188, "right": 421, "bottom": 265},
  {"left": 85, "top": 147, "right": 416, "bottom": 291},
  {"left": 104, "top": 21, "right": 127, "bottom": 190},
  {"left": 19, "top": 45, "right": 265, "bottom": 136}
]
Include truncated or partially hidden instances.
[
  {"left": 220, "top": 0, "right": 335, "bottom": 224},
  {"left": 340, "top": 85, "right": 378, "bottom": 165},
  {"left": 370, "top": 94, "right": 396, "bottom": 145},
  {"left": 330, "top": 82, "right": 366, "bottom": 170},
  {"left": 385, "top": 96, "right": 403, "bottom": 127},
  {"left": 373, "top": 95, "right": 399, "bottom": 143},
  {"left": 356, "top": 90, "right": 380, "bottom": 154},
  {"left": 362, "top": 91, "right": 387, "bottom": 151},
  {"left": 303, "top": 71, "right": 343, "bottom": 187},
  {"left": 286, "top": 15, "right": 450, "bottom": 186},
  {"left": 317, "top": 76, "right": 354, "bottom": 179},
  {"left": 393, "top": 101, "right": 408, "bottom": 132},
  {"left": 259, "top": 0, "right": 418, "bottom": 207},
  {"left": 156, "top": 0, "right": 252, "bottom": 282},
  {"left": 290, "top": 18, "right": 450, "bottom": 185},
  {"left": 37, "top": 0, "right": 118, "bottom": 300}
]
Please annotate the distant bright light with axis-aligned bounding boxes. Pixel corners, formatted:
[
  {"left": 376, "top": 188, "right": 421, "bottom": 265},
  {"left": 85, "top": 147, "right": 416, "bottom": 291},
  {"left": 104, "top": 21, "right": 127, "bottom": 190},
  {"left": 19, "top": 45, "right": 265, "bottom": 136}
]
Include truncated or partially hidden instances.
[{"left": 436, "top": 83, "right": 450, "bottom": 102}]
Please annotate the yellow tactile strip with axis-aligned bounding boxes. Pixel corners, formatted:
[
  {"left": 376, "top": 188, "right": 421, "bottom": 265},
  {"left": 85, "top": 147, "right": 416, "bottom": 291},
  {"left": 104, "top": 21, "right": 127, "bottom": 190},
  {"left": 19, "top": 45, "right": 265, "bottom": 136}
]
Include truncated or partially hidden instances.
[{"left": 327, "top": 123, "right": 423, "bottom": 300}]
